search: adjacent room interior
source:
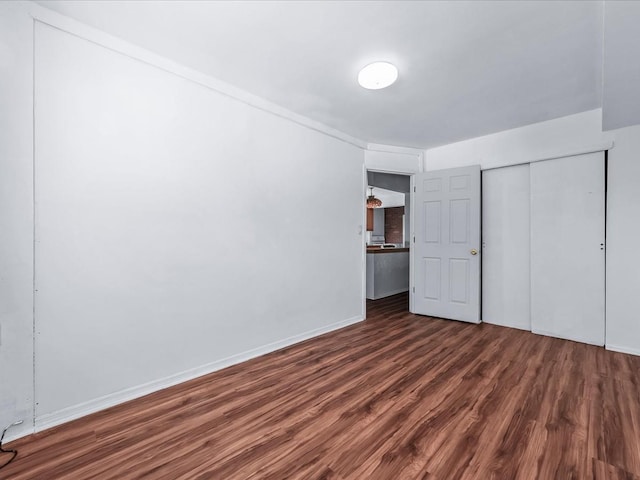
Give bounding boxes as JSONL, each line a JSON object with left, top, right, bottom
{"left": 365, "top": 172, "right": 411, "bottom": 304}
{"left": 2, "top": 1, "right": 640, "bottom": 478}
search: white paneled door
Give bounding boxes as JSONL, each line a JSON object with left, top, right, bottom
{"left": 412, "top": 166, "right": 481, "bottom": 323}
{"left": 530, "top": 152, "right": 605, "bottom": 345}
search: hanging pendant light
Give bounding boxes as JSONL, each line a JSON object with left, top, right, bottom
{"left": 366, "top": 187, "right": 382, "bottom": 209}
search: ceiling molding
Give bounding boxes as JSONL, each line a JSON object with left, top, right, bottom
{"left": 28, "top": 2, "right": 369, "bottom": 150}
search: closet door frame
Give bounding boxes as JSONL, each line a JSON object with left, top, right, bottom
{"left": 481, "top": 149, "right": 608, "bottom": 346}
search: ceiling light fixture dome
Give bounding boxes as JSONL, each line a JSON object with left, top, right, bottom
{"left": 358, "top": 62, "right": 398, "bottom": 90}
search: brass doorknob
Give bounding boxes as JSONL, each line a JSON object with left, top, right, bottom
{"left": 470, "top": 249, "right": 478, "bottom": 255}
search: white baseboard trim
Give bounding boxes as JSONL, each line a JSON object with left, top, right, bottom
{"left": 531, "top": 329, "right": 604, "bottom": 347}
{"left": 2, "top": 421, "right": 33, "bottom": 445}
{"left": 605, "top": 344, "right": 640, "bottom": 357}
{"left": 33, "top": 314, "right": 363, "bottom": 436}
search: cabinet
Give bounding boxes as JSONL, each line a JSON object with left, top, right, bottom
{"left": 366, "top": 208, "right": 374, "bottom": 231}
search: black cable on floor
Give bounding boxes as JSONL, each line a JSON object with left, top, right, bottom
{"left": 0, "top": 420, "right": 23, "bottom": 471}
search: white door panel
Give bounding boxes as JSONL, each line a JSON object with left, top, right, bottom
{"left": 530, "top": 152, "right": 605, "bottom": 345}
{"left": 412, "top": 166, "right": 481, "bottom": 323}
{"left": 482, "top": 165, "right": 531, "bottom": 330}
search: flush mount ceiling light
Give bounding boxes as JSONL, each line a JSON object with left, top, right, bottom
{"left": 358, "top": 62, "right": 398, "bottom": 90}
{"left": 366, "top": 187, "right": 383, "bottom": 208}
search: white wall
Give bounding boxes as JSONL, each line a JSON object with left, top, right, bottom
{"left": 34, "top": 20, "right": 365, "bottom": 427}
{"left": 0, "top": 1, "right": 34, "bottom": 441}
{"left": 365, "top": 146, "right": 423, "bottom": 174}
{"left": 605, "top": 124, "right": 640, "bottom": 355}
{"left": 2, "top": 3, "right": 366, "bottom": 437}
{"left": 603, "top": 1, "right": 640, "bottom": 130}
{"left": 426, "top": 109, "right": 610, "bottom": 171}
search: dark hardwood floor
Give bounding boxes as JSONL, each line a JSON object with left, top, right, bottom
{"left": 4, "top": 293, "right": 640, "bottom": 479}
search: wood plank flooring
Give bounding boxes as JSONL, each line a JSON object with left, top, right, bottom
{"left": 4, "top": 293, "right": 640, "bottom": 479}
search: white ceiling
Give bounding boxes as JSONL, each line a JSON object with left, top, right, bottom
{"left": 36, "top": 0, "right": 604, "bottom": 149}
{"left": 367, "top": 186, "right": 405, "bottom": 208}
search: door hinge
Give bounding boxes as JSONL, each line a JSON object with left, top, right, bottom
{"left": 412, "top": 287, "right": 415, "bottom": 293}
{"left": 413, "top": 236, "right": 416, "bottom": 243}
{"left": 413, "top": 186, "right": 416, "bottom": 192}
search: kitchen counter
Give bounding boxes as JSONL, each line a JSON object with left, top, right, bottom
{"left": 366, "top": 247, "right": 410, "bottom": 254}
{"left": 366, "top": 248, "right": 410, "bottom": 300}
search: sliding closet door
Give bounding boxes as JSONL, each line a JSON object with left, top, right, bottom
{"left": 482, "top": 164, "right": 530, "bottom": 330}
{"left": 530, "top": 152, "right": 605, "bottom": 346}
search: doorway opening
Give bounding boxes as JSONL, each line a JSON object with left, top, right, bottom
{"left": 365, "top": 171, "right": 412, "bottom": 315}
